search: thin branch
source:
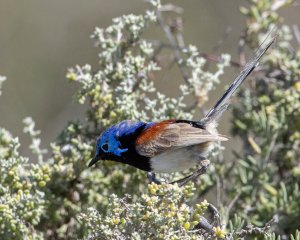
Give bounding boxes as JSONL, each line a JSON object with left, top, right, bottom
{"left": 292, "top": 24, "right": 300, "bottom": 46}
{"left": 263, "top": 131, "right": 278, "bottom": 166}
{"left": 238, "top": 31, "right": 246, "bottom": 67}
{"left": 236, "top": 216, "right": 277, "bottom": 237}
{"left": 194, "top": 216, "right": 214, "bottom": 232}
{"left": 212, "top": 27, "right": 232, "bottom": 53}
{"left": 201, "top": 53, "right": 241, "bottom": 68}
{"left": 226, "top": 192, "right": 242, "bottom": 217}
{"left": 159, "top": 4, "right": 184, "bottom": 14}
{"left": 150, "top": 40, "right": 242, "bottom": 67}
{"left": 155, "top": 8, "right": 190, "bottom": 85}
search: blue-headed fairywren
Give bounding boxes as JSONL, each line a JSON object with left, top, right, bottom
{"left": 88, "top": 32, "right": 275, "bottom": 185}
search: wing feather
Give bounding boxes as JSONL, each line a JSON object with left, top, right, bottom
{"left": 136, "top": 122, "right": 227, "bottom": 157}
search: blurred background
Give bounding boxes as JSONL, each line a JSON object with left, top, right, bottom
{"left": 0, "top": 0, "right": 299, "bottom": 159}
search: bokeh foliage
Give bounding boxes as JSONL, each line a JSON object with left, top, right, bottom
{"left": 0, "top": 0, "right": 300, "bottom": 239}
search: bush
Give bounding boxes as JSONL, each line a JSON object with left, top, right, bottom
{"left": 1, "top": 0, "right": 300, "bottom": 239}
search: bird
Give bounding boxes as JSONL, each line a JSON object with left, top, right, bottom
{"left": 88, "top": 32, "right": 275, "bottom": 186}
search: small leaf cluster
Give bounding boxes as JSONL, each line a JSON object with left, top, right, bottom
{"left": 79, "top": 182, "right": 217, "bottom": 240}
{"left": 0, "top": 126, "right": 50, "bottom": 239}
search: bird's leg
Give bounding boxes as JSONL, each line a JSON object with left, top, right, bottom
{"left": 194, "top": 208, "right": 222, "bottom": 238}
{"left": 171, "top": 160, "right": 210, "bottom": 187}
{"left": 148, "top": 159, "right": 210, "bottom": 187}
{"left": 208, "top": 203, "right": 221, "bottom": 227}
{"left": 194, "top": 216, "right": 214, "bottom": 233}
{"left": 147, "top": 172, "right": 162, "bottom": 185}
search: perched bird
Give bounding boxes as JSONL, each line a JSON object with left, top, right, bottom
{"left": 88, "top": 33, "right": 275, "bottom": 185}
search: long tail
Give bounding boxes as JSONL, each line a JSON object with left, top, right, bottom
{"left": 200, "top": 30, "right": 276, "bottom": 126}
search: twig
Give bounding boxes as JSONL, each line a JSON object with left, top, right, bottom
{"left": 292, "top": 25, "right": 300, "bottom": 46}
{"left": 216, "top": 176, "right": 221, "bottom": 208}
{"left": 293, "top": 0, "right": 300, "bottom": 6}
{"left": 155, "top": 7, "right": 190, "bottom": 85}
{"left": 238, "top": 31, "right": 246, "bottom": 67}
{"left": 198, "top": 160, "right": 236, "bottom": 198}
{"left": 150, "top": 40, "right": 242, "bottom": 68}
{"left": 203, "top": 27, "right": 233, "bottom": 72}
{"left": 263, "top": 131, "right": 278, "bottom": 166}
{"left": 159, "top": 4, "right": 184, "bottom": 14}
{"left": 212, "top": 27, "right": 232, "bottom": 53}
{"left": 236, "top": 216, "right": 277, "bottom": 237}
{"left": 195, "top": 216, "right": 214, "bottom": 232}
{"left": 226, "top": 192, "right": 242, "bottom": 217}
{"left": 201, "top": 53, "right": 241, "bottom": 68}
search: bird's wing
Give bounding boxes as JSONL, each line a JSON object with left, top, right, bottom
{"left": 135, "top": 121, "right": 227, "bottom": 157}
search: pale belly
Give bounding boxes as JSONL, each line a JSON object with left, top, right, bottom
{"left": 149, "top": 143, "right": 212, "bottom": 173}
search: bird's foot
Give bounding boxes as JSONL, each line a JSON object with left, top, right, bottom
{"left": 194, "top": 205, "right": 222, "bottom": 237}
{"left": 208, "top": 203, "right": 221, "bottom": 227}
{"left": 147, "top": 172, "right": 162, "bottom": 185}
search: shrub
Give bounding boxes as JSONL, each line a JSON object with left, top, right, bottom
{"left": 1, "top": 0, "right": 299, "bottom": 239}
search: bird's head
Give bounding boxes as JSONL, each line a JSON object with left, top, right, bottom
{"left": 88, "top": 120, "right": 147, "bottom": 167}
{"left": 88, "top": 124, "right": 129, "bottom": 167}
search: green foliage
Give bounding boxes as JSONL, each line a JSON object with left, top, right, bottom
{"left": 79, "top": 183, "right": 213, "bottom": 239}
{"left": 230, "top": 0, "right": 300, "bottom": 236}
{"left": 0, "top": 0, "right": 299, "bottom": 239}
{"left": 0, "top": 125, "right": 50, "bottom": 239}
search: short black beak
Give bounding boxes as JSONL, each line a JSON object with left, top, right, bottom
{"left": 88, "top": 155, "right": 101, "bottom": 167}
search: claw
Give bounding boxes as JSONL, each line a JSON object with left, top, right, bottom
{"left": 147, "top": 172, "right": 162, "bottom": 184}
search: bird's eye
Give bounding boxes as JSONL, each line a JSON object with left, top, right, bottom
{"left": 101, "top": 143, "right": 109, "bottom": 152}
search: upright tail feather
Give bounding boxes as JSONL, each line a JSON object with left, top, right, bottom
{"left": 201, "top": 29, "right": 276, "bottom": 126}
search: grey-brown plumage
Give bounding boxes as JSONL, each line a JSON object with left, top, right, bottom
{"left": 136, "top": 31, "right": 276, "bottom": 173}
{"left": 136, "top": 122, "right": 227, "bottom": 158}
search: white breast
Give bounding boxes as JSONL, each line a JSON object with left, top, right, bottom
{"left": 150, "top": 143, "right": 212, "bottom": 173}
